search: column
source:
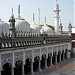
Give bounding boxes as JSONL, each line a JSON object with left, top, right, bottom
{"left": 38, "top": 59, "right": 41, "bottom": 71}
{"left": 66, "top": 51, "right": 68, "bottom": 59}
{"left": 22, "top": 64, "right": 24, "bottom": 75}
{"left": 31, "top": 50, "right": 34, "bottom": 74}
{"left": 31, "top": 60, "right": 33, "bottom": 73}
{"left": 22, "top": 51, "right": 25, "bottom": 75}
{"left": 39, "top": 49, "right": 42, "bottom": 71}
{"left": 45, "top": 49, "right": 48, "bottom": 68}
{"left": 55, "top": 53, "right": 57, "bottom": 64}
{"left": 12, "top": 52, "right": 15, "bottom": 75}
{"left": 11, "top": 67, "right": 14, "bottom": 75}
{"left": 59, "top": 53, "right": 61, "bottom": 62}
{"left": 45, "top": 58, "right": 47, "bottom": 69}
{"left": 63, "top": 51, "right": 65, "bottom": 61}
{"left": 0, "top": 71, "right": 1, "bottom": 75}
{"left": 0, "top": 54, "right": 1, "bottom": 75}
{"left": 50, "top": 56, "right": 52, "bottom": 65}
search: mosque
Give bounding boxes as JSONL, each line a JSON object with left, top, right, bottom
{"left": 0, "top": 1, "right": 73, "bottom": 75}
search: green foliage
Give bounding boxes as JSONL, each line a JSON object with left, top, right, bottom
{"left": 47, "top": 24, "right": 55, "bottom": 31}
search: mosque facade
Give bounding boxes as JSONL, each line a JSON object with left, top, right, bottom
{"left": 0, "top": 1, "right": 73, "bottom": 75}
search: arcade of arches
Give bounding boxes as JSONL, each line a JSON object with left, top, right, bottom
{"left": 1, "top": 49, "right": 71, "bottom": 75}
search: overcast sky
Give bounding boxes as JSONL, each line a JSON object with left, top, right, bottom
{"left": 0, "top": 0, "right": 74, "bottom": 31}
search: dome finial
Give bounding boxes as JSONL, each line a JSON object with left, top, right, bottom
{"left": 11, "top": 7, "right": 14, "bottom": 17}
{"left": 38, "top": 8, "right": 40, "bottom": 25}
{"left": 60, "top": 19, "right": 61, "bottom": 23}
{"left": 12, "top": 7, "right": 13, "bottom": 15}
{"left": 45, "top": 17, "right": 46, "bottom": 24}
{"left": 69, "top": 20, "right": 71, "bottom": 24}
{"left": 56, "top": 0, "right": 57, "bottom": 2}
{"left": 18, "top": 4, "right": 20, "bottom": 17}
{"left": 33, "top": 13, "right": 35, "bottom": 22}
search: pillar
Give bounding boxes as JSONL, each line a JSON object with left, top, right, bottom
{"left": 55, "top": 53, "right": 57, "bottom": 64}
{"left": 45, "top": 49, "right": 48, "bottom": 68}
{"left": 50, "top": 56, "right": 52, "bottom": 65}
{"left": 31, "top": 61, "right": 34, "bottom": 74}
{"left": 31, "top": 50, "right": 34, "bottom": 74}
{"left": 63, "top": 51, "right": 65, "bottom": 61}
{"left": 39, "top": 49, "right": 42, "bottom": 71}
{"left": 38, "top": 59, "right": 41, "bottom": 71}
{"left": 0, "top": 54, "right": 1, "bottom": 75}
{"left": 22, "top": 51, "right": 25, "bottom": 75}
{"left": 22, "top": 64, "right": 24, "bottom": 75}
{"left": 45, "top": 58, "right": 47, "bottom": 69}
{"left": 59, "top": 53, "right": 61, "bottom": 62}
{"left": 12, "top": 52, "right": 15, "bottom": 75}
{"left": 65, "top": 50, "right": 67, "bottom": 59}
{"left": 0, "top": 71, "right": 1, "bottom": 75}
{"left": 11, "top": 67, "right": 14, "bottom": 75}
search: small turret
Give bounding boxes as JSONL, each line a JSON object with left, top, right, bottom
{"left": 59, "top": 20, "right": 63, "bottom": 34}
{"left": 68, "top": 22, "right": 72, "bottom": 32}
{"left": 9, "top": 8, "right": 16, "bottom": 38}
{"left": 68, "top": 21, "right": 72, "bottom": 36}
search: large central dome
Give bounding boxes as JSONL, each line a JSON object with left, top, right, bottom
{"left": 15, "top": 5, "right": 30, "bottom": 32}
{"left": 15, "top": 17, "right": 30, "bottom": 32}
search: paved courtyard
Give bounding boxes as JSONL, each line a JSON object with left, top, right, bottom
{"left": 33, "top": 57, "right": 75, "bottom": 75}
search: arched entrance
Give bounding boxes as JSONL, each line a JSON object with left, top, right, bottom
{"left": 65, "top": 49, "right": 68, "bottom": 59}
{"left": 61, "top": 50, "right": 64, "bottom": 61}
{"left": 24, "top": 58, "right": 32, "bottom": 74}
{"left": 52, "top": 52, "right": 56, "bottom": 65}
{"left": 14, "top": 60, "right": 23, "bottom": 75}
{"left": 57, "top": 51, "right": 61, "bottom": 63}
{"left": 41, "top": 54, "right": 46, "bottom": 69}
{"left": 33, "top": 56, "right": 39, "bottom": 72}
{"left": 47, "top": 53, "right": 52, "bottom": 67}
{"left": 1, "top": 63, "right": 12, "bottom": 75}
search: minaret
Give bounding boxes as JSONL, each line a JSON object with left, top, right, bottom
{"left": 53, "top": 0, "right": 60, "bottom": 34}
{"left": 9, "top": 8, "right": 15, "bottom": 38}
{"left": 18, "top": 5, "right": 20, "bottom": 17}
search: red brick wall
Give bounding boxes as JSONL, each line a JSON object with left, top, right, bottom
{"left": 72, "top": 33, "right": 75, "bottom": 39}
{"left": 72, "top": 42, "right": 75, "bottom": 47}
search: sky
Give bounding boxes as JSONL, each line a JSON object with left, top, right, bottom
{"left": 0, "top": 0, "right": 74, "bottom": 31}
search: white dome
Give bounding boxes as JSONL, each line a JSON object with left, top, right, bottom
{"left": 30, "top": 21, "right": 41, "bottom": 33}
{"left": 15, "top": 17, "right": 30, "bottom": 32}
{"left": 40, "top": 24, "right": 53, "bottom": 34}
{"left": 0, "top": 19, "right": 9, "bottom": 36}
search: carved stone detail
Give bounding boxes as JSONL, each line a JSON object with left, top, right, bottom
{"left": 14, "top": 52, "right": 23, "bottom": 63}
{"left": 41, "top": 47, "right": 47, "bottom": 55}
{"left": 1, "top": 53, "right": 12, "bottom": 67}
{"left": 25, "top": 50, "right": 32, "bottom": 60}
{"left": 34, "top": 49, "right": 40, "bottom": 57}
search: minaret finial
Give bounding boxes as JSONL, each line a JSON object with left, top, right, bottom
{"left": 56, "top": 0, "right": 57, "bottom": 2}
{"left": 45, "top": 17, "right": 46, "bottom": 24}
{"left": 69, "top": 20, "right": 71, "bottom": 23}
{"left": 60, "top": 19, "right": 61, "bottom": 23}
{"left": 33, "top": 13, "right": 34, "bottom": 22}
{"left": 12, "top": 7, "right": 13, "bottom": 15}
{"left": 38, "top": 8, "right": 40, "bottom": 25}
{"left": 18, "top": 4, "right": 20, "bottom": 17}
